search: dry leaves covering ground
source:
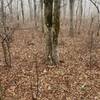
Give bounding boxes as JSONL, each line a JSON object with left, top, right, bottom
{"left": 0, "top": 26, "right": 100, "bottom": 100}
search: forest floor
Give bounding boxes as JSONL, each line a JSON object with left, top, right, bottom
{"left": 0, "top": 27, "right": 100, "bottom": 100}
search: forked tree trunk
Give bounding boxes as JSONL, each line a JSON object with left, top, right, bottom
{"left": 44, "top": 0, "right": 60, "bottom": 65}
{"left": 44, "top": 0, "right": 53, "bottom": 65}
{"left": 1, "top": 0, "right": 11, "bottom": 67}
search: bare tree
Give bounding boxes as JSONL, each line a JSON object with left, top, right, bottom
{"left": 0, "top": 0, "right": 11, "bottom": 67}
{"left": 33, "top": 0, "right": 37, "bottom": 27}
{"left": 62, "top": 0, "right": 67, "bottom": 20}
{"left": 0, "top": 0, "right": 18, "bottom": 67}
{"left": 44, "top": 0, "right": 53, "bottom": 65}
{"left": 79, "top": 0, "right": 83, "bottom": 17}
{"left": 78, "top": 0, "right": 83, "bottom": 34}
{"left": 7, "top": 0, "right": 13, "bottom": 20}
{"left": 28, "top": 0, "right": 33, "bottom": 21}
{"left": 44, "top": 0, "right": 60, "bottom": 65}
{"left": 20, "top": 0, "right": 25, "bottom": 23}
{"left": 52, "top": 0, "right": 60, "bottom": 64}
{"left": 40, "top": 0, "right": 44, "bottom": 32}
{"left": 69, "top": 0, "right": 75, "bottom": 37}
{"left": 16, "top": 0, "right": 20, "bottom": 25}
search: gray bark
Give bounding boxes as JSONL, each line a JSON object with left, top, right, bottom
{"left": 20, "top": 0, "right": 25, "bottom": 23}
{"left": 44, "top": 0, "right": 60, "bottom": 65}
{"left": 33, "top": 0, "right": 37, "bottom": 27}
{"left": 1, "top": 0, "right": 11, "bottom": 67}
{"left": 28, "top": 0, "right": 33, "bottom": 21}
{"left": 69, "top": 0, "right": 75, "bottom": 37}
{"left": 52, "top": 0, "right": 60, "bottom": 64}
{"left": 7, "top": 0, "right": 13, "bottom": 20}
{"left": 40, "top": 0, "right": 44, "bottom": 32}
{"left": 78, "top": 0, "right": 83, "bottom": 34}
{"left": 44, "top": 0, "right": 53, "bottom": 65}
{"left": 16, "top": 0, "right": 19, "bottom": 25}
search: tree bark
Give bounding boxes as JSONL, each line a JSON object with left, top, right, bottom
{"left": 33, "top": 0, "right": 37, "bottom": 27}
{"left": 79, "top": 0, "right": 83, "bottom": 17}
{"left": 63, "top": 0, "right": 66, "bottom": 20}
{"left": 28, "top": 0, "right": 33, "bottom": 21}
{"left": 44, "top": 0, "right": 53, "bottom": 65}
{"left": 69, "top": 0, "right": 75, "bottom": 37}
{"left": 20, "top": 0, "right": 25, "bottom": 23}
{"left": 1, "top": 0, "right": 6, "bottom": 26}
{"left": 16, "top": 0, "right": 20, "bottom": 25}
{"left": 7, "top": 0, "right": 13, "bottom": 20}
{"left": 78, "top": 0, "right": 83, "bottom": 34}
{"left": 1, "top": 0, "right": 11, "bottom": 67}
{"left": 44, "top": 0, "right": 60, "bottom": 65}
{"left": 52, "top": 0, "right": 60, "bottom": 64}
{"left": 40, "top": 0, "right": 44, "bottom": 32}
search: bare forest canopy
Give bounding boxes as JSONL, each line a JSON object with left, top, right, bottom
{"left": 0, "top": 0, "right": 100, "bottom": 24}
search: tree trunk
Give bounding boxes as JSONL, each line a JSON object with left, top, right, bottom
{"left": 7, "top": 0, "right": 13, "bottom": 20}
{"left": 33, "top": 0, "right": 37, "bottom": 27}
{"left": 63, "top": 0, "right": 66, "bottom": 21}
{"left": 2, "top": 40, "right": 11, "bottom": 67}
{"left": 28, "top": 0, "right": 33, "bottom": 21}
{"left": 79, "top": 0, "right": 83, "bottom": 17}
{"left": 1, "top": 0, "right": 11, "bottom": 67}
{"left": 78, "top": 0, "right": 83, "bottom": 34}
{"left": 69, "top": 0, "right": 75, "bottom": 37}
{"left": 40, "top": 0, "right": 44, "bottom": 32}
{"left": 44, "top": 0, "right": 53, "bottom": 65}
{"left": 1, "top": 0, "right": 6, "bottom": 26}
{"left": 20, "top": 0, "right": 25, "bottom": 23}
{"left": 44, "top": 0, "right": 60, "bottom": 65}
{"left": 16, "top": 0, "right": 20, "bottom": 25}
{"left": 52, "top": 0, "right": 60, "bottom": 64}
